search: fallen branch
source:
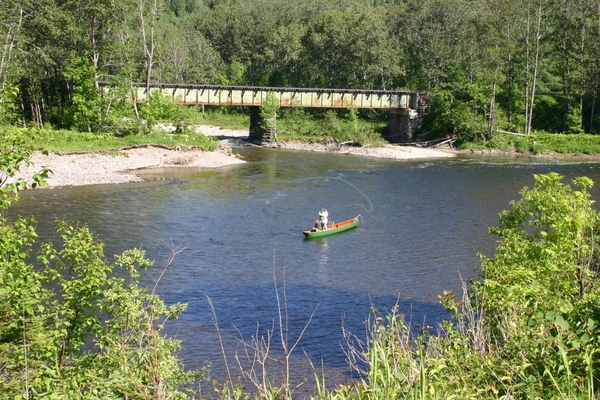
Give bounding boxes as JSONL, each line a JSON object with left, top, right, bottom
{"left": 431, "top": 137, "right": 454, "bottom": 148}
{"left": 495, "top": 129, "right": 528, "bottom": 137}
{"left": 399, "top": 136, "right": 452, "bottom": 148}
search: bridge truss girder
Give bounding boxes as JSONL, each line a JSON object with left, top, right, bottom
{"left": 133, "top": 83, "right": 420, "bottom": 110}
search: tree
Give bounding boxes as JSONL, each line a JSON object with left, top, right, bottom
{"left": 156, "top": 18, "right": 225, "bottom": 84}
{"left": 590, "top": 0, "right": 600, "bottom": 133}
{"left": 63, "top": 53, "right": 106, "bottom": 132}
{"left": 523, "top": 0, "right": 549, "bottom": 135}
{"left": 487, "top": 0, "right": 527, "bottom": 133}
{"left": 546, "top": 0, "right": 592, "bottom": 133}
{"left": 260, "top": 91, "right": 280, "bottom": 140}
{"left": 301, "top": 6, "right": 400, "bottom": 89}
{"left": 140, "top": 0, "right": 163, "bottom": 96}
{"left": 258, "top": 23, "right": 305, "bottom": 87}
{"left": 0, "top": 0, "right": 24, "bottom": 90}
{"left": 400, "top": 0, "right": 479, "bottom": 90}
{"left": 59, "top": 0, "right": 139, "bottom": 85}
{"left": 0, "top": 0, "right": 65, "bottom": 127}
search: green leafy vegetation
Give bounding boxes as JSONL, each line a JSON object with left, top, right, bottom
{"left": 4, "top": 126, "right": 218, "bottom": 154}
{"left": 0, "top": 128, "right": 50, "bottom": 208}
{"left": 460, "top": 132, "right": 600, "bottom": 156}
{"left": 138, "top": 90, "right": 196, "bottom": 135}
{"left": 323, "top": 108, "right": 387, "bottom": 147}
{"left": 259, "top": 92, "right": 281, "bottom": 133}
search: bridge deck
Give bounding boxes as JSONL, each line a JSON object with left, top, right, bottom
{"left": 130, "top": 83, "right": 420, "bottom": 109}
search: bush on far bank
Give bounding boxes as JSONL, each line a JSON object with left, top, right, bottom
{"left": 458, "top": 131, "right": 600, "bottom": 156}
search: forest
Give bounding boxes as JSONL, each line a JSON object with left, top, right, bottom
{"left": 0, "top": 0, "right": 599, "bottom": 141}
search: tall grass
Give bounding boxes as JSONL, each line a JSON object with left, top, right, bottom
{"left": 461, "top": 131, "right": 600, "bottom": 155}
{"left": 319, "top": 282, "right": 599, "bottom": 400}
{"left": 15, "top": 126, "right": 219, "bottom": 153}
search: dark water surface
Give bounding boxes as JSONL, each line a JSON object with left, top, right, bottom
{"left": 9, "top": 147, "right": 600, "bottom": 393}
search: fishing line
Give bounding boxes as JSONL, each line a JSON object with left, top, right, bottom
{"left": 290, "top": 176, "right": 373, "bottom": 213}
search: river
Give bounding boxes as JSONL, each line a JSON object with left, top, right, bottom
{"left": 9, "top": 147, "right": 600, "bottom": 395}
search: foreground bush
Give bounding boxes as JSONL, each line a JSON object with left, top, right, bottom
{"left": 332, "top": 173, "right": 600, "bottom": 399}
{"left": 0, "top": 129, "right": 207, "bottom": 399}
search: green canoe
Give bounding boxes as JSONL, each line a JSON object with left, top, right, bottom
{"left": 303, "top": 216, "right": 360, "bottom": 238}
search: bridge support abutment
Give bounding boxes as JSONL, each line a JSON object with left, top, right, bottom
{"left": 387, "top": 94, "right": 430, "bottom": 143}
{"left": 249, "top": 106, "right": 264, "bottom": 142}
{"left": 249, "top": 106, "right": 276, "bottom": 143}
{"left": 388, "top": 108, "right": 421, "bottom": 143}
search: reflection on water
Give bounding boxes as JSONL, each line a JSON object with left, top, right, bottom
{"left": 317, "top": 239, "right": 330, "bottom": 284}
{"left": 9, "top": 148, "right": 600, "bottom": 394}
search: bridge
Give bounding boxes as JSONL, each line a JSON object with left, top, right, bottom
{"left": 130, "top": 83, "right": 430, "bottom": 143}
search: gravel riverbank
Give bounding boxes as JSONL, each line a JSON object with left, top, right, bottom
{"left": 8, "top": 125, "right": 458, "bottom": 188}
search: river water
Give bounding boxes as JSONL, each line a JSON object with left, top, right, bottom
{"left": 9, "top": 147, "right": 600, "bottom": 394}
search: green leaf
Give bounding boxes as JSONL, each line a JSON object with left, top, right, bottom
{"left": 554, "top": 315, "right": 569, "bottom": 331}
{"left": 545, "top": 311, "right": 557, "bottom": 321}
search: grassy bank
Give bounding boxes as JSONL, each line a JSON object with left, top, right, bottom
{"left": 461, "top": 130, "right": 600, "bottom": 156}
{"left": 18, "top": 126, "right": 219, "bottom": 153}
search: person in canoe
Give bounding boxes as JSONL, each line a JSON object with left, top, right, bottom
{"left": 314, "top": 208, "right": 329, "bottom": 230}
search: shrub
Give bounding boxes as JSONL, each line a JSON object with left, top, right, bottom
{"left": 0, "top": 130, "right": 208, "bottom": 398}
{"left": 138, "top": 90, "right": 193, "bottom": 134}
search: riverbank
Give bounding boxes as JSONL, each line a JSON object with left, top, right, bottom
{"left": 8, "top": 125, "right": 460, "bottom": 188}
{"left": 15, "top": 124, "right": 600, "bottom": 190}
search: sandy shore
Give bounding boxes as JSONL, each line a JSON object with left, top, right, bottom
{"left": 8, "top": 125, "right": 457, "bottom": 188}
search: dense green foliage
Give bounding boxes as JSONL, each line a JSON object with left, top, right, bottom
{"left": 0, "top": 0, "right": 598, "bottom": 140}
{"left": 0, "top": 128, "right": 207, "bottom": 398}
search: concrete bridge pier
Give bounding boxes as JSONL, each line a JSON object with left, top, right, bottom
{"left": 387, "top": 94, "right": 430, "bottom": 143}
{"left": 388, "top": 109, "right": 420, "bottom": 143}
{"left": 249, "top": 106, "right": 264, "bottom": 142}
{"left": 249, "top": 106, "right": 276, "bottom": 143}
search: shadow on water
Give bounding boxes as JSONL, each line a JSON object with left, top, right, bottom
{"left": 162, "top": 282, "right": 447, "bottom": 393}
